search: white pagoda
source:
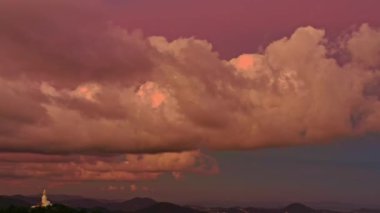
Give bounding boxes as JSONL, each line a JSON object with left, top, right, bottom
{"left": 31, "top": 189, "right": 52, "bottom": 208}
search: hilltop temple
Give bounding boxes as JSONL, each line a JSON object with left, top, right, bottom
{"left": 31, "top": 189, "right": 52, "bottom": 208}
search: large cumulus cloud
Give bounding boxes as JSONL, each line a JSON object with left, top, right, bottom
{"left": 1, "top": 0, "right": 380, "bottom": 184}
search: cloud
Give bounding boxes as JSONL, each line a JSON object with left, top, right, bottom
{"left": 0, "top": 151, "right": 218, "bottom": 181}
{"left": 2, "top": 22, "right": 380, "bottom": 154}
{"left": 103, "top": 185, "right": 126, "bottom": 192}
{"left": 130, "top": 184, "right": 138, "bottom": 192}
{"left": 1, "top": 0, "right": 380, "bottom": 184}
{"left": 346, "top": 24, "right": 380, "bottom": 68}
{"left": 0, "top": 0, "right": 155, "bottom": 88}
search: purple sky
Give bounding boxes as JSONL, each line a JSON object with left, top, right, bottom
{"left": 109, "top": 0, "right": 380, "bottom": 58}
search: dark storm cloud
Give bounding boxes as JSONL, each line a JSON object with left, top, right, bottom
{"left": 0, "top": 0, "right": 155, "bottom": 88}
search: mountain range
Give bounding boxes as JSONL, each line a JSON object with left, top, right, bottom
{"left": 0, "top": 195, "right": 379, "bottom": 213}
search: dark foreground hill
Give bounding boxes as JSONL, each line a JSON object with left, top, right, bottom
{"left": 0, "top": 195, "right": 156, "bottom": 212}
{"left": 1, "top": 195, "right": 380, "bottom": 213}
{"left": 0, "top": 204, "right": 103, "bottom": 213}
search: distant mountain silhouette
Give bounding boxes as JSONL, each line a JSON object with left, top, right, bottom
{"left": 0, "top": 196, "right": 30, "bottom": 208}
{"left": 284, "top": 203, "right": 316, "bottom": 213}
{"left": 207, "top": 206, "right": 281, "bottom": 213}
{"left": 8, "top": 195, "right": 39, "bottom": 204}
{"left": 229, "top": 207, "right": 281, "bottom": 213}
{"left": 134, "top": 202, "right": 205, "bottom": 213}
{"left": 354, "top": 209, "right": 380, "bottom": 213}
{"left": 59, "top": 197, "right": 107, "bottom": 209}
{"left": 113, "top": 197, "right": 156, "bottom": 212}
{"left": 204, "top": 203, "right": 350, "bottom": 213}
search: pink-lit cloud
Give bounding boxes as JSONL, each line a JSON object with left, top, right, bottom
{"left": 231, "top": 54, "right": 255, "bottom": 71}
{"left": 130, "top": 184, "right": 138, "bottom": 192}
{"left": 0, "top": 151, "right": 218, "bottom": 182}
{"left": 103, "top": 185, "right": 126, "bottom": 192}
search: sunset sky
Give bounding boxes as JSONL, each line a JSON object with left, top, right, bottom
{"left": 0, "top": 0, "right": 380, "bottom": 207}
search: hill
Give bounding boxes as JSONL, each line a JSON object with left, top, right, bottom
{"left": 1, "top": 195, "right": 380, "bottom": 213}
{"left": 133, "top": 202, "right": 205, "bottom": 213}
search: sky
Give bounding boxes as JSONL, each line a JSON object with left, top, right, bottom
{"left": 0, "top": 0, "right": 380, "bottom": 207}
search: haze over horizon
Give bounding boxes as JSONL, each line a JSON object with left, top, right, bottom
{"left": 0, "top": 0, "right": 379, "bottom": 207}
